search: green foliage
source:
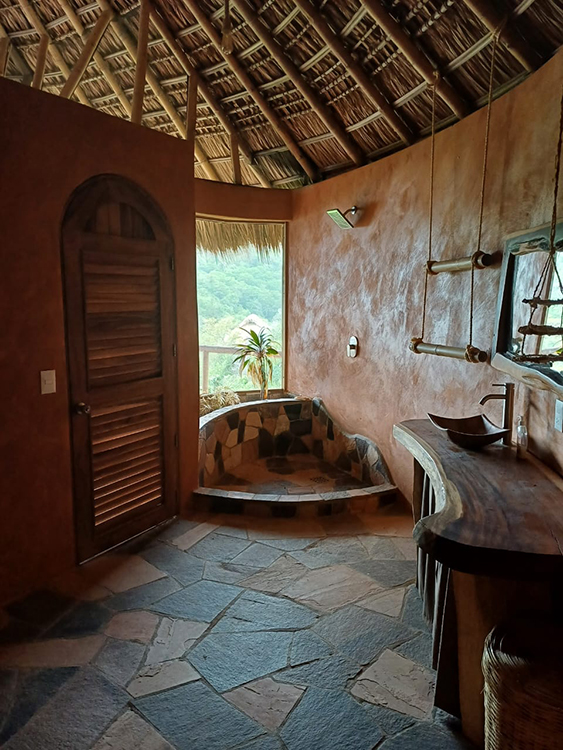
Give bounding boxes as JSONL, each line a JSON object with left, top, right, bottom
{"left": 234, "top": 328, "right": 280, "bottom": 399}
{"left": 197, "top": 249, "right": 283, "bottom": 392}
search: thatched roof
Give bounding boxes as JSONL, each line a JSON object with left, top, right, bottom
{"left": 2, "top": 0, "right": 562, "bottom": 189}
{"left": 196, "top": 217, "right": 284, "bottom": 255}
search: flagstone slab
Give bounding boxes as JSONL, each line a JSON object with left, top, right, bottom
{"left": 45, "top": 601, "right": 111, "bottom": 639}
{"left": 0, "top": 635, "right": 105, "bottom": 668}
{"left": 210, "top": 590, "right": 317, "bottom": 633}
{"left": 274, "top": 654, "right": 360, "bottom": 690}
{"left": 357, "top": 587, "right": 406, "bottom": 618}
{"left": 240, "top": 555, "right": 308, "bottom": 594}
{"left": 362, "top": 703, "right": 418, "bottom": 737}
{"left": 152, "top": 580, "right": 240, "bottom": 622}
{"left": 145, "top": 618, "right": 208, "bottom": 664}
{"left": 188, "top": 630, "right": 293, "bottom": 692}
{"left": 104, "top": 611, "right": 159, "bottom": 644}
{"left": 352, "top": 559, "right": 417, "bottom": 588}
{"left": 392, "top": 537, "right": 418, "bottom": 560}
{"left": 280, "top": 686, "right": 383, "bottom": 750}
{"left": 3, "top": 668, "right": 127, "bottom": 750}
{"left": 6, "top": 590, "right": 72, "bottom": 629}
{"left": 92, "top": 555, "right": 167, "bottom": 594}
{"left": 107, "top": 578, "right": 181, "bottom": 612}
{"left": 128, "top": 659, "right": 200, "bottom": 697}
{"left": 281, "top": 564, "right": 381, "bottom": 612}
{"left": 378, "top": 721, "right": 475, "bottom": 749}
{"left": 290, "top": 630, "right": 333, "bottom": 666}
{"left": 95, "top": 639, "right": 145, "bottom": 687}
{"left": 401, "top": 586, "right": 429, "bottom": 632}
{"left": 351, "top": 649, "right": 435, "bottom": 719}
{"left": 135, "top": 680, "right": 265, "bottom": 750}
{"left": 396, "top": 632, "right": 434, "bottom": 670}
{"left": 203, "top": 560, "right": 260, "bottom": 584}
{"left": 171, "top": 522, "right": 219, "bottom": 551}
{"left": 290, "top": 538, "right": 369, "bottom": 569}
{"left": 261, "top": 537, "right": 318, "bottom": 551}
{"left": 140, "top": 544, "right": 205, "bottom": 586}
{"left": 230, "top": 543, "right": 284, "bottom": 568}
{"left": 224, "top": 676, "right": 304, "bottom": 730}
{"left": 313, "top": 606, "right": 414, "bottom": 664}
{"left": 188, "top": 533, "right": 251, "bottom": 563}
{"left": 359, "top": 537, "right": 406, "bottom": 560}
{"left": 92, "top": 709, "right": 174, "bottom": 750}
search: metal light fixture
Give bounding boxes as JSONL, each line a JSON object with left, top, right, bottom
{"left": 326, "top": 206, "right": 358, "bottom": 229}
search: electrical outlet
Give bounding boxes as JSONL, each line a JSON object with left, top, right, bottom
{"left": 555, "top": 400, "right": 563, "bottom": 432}
{"left": 40, "top": 370, "right": 56, "bottom": 395}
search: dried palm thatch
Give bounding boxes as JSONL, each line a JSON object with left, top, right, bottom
{"left": 200, "top": 388, "right": 240, "bottom": 416}
{"left": 1, "top": 0, "right": 562, "bottom": 189}
{"left": 196, "top": 217, "right": 283, "bottom": 255}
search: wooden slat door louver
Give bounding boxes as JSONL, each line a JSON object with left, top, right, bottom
{"left": 63, "top": 177, "right": 178, "bottom": 561}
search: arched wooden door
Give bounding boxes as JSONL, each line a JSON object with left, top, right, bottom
{"left": 62, "top": 176, "right": 178, "bottom": 562}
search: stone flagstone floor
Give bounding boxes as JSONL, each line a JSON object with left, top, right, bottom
{"left": 0, "top": 508, "right": 475, "bottom": 750}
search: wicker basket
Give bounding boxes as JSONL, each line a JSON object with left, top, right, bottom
{"left": 482, "top": 619, "right": 563, "bottom": 750}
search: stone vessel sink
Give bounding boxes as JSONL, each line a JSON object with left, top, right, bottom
{"left": 427, "top": 413, "right": 510, "bottom": 450}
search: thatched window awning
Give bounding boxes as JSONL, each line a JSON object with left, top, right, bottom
{"left": 196, "top": 218, "right": 283, "bottom": 257}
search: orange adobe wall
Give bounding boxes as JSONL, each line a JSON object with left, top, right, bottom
{"left": 287, "top": 51, "right": 563, "bottom": 502}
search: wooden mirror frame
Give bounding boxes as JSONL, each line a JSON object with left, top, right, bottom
{"left": 492, "top": 221, "right": 563, "bottom": 396}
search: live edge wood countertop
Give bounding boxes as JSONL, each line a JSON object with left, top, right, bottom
{"left": 393, "top": 419, "right": 563, "bottom": 579}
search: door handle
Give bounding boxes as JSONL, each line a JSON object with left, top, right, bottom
{"left": 74, "top": 402, "right": 91, "bottom": 415}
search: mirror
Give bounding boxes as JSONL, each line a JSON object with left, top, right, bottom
{"left": 492, "top": 221, "right": 563, "bottom": 396}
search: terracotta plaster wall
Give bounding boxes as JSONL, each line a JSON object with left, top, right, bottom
{"left": 288, "top": 52, "right": 563, "bottom": 502}
{"left": 0, "top": 79, "right": 199, "bottom": 604}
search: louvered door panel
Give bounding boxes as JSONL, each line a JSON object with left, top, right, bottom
{"left": 91, "top": 399, "right": 164, "bottom": 527}
{"left": 63, "top": 177, "right": 178, "bottom": 562}
{"left": 84, "top": 252, "right": 162, "bottom": 388}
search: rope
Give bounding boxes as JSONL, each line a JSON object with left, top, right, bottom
{"left": 521, "top": 82, "right": 563, "bottom": 356}
{"left": 418, "top": 71, "right": 439, "bottom": 344}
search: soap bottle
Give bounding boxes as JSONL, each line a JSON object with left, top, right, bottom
{"left": 516, "top": 415, "right": 528, "bottom": 459}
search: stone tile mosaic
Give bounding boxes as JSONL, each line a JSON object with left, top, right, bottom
{"left": 359, "top": 536, "right": 407, "bottom": 559}
{"left": 140, "top": 544, "right": 206, "bottom": 586}
{"left": 280, "top": 686, "right": 384, "bottom": 750}
{"left": 351, "top": 649, "right": 435, "bottom": 718}
{"left": 289, "top": 630, "right": 333, "bottom": 666}
{"left": 145, "top": 618, "right": 208, "bottom": 665}
{"left": 401, "top": 586, "right": 430, "bottom": 632}
{"left": 171, "top": 521, "right": 219, "bottom": 551}
{"left": 357, "top": 587, "right": 407, "bottom": 617}
{"left": 3, "top": 668, "right": 127, "bottom": 750}
{"left": 362, "top": 703, "right": 418, "bottom": 736}
{"left": 275, "top": 654, "right": 360, "bottom": 690}
{"left": 210, "top": 590, "right": 317, "bottom": 633}
{"left": 91, "top": 555, "right": 167, "bottom": 594}
{"left": 290, "top": 537, "right": 370, "bottom": 569}
{"left": 313, "top": 605, "right": 414, "bottom": 665}
{"left": 135, "top": 680, "right": 266, "bottom": 750}
{"left": 203, "top": 561, "right": 259, "bottom": 584}
{"left": 224, "top": 677, "right": 304, "bottom": 730}
{"left": 128, "top": 659, "right": 200, "bottom": 698}
{"left": 230, "top": 542, "right": 284, "bottom": 568}
{"left": 188, "top": 532, "right": 251, "bottom": 562}
{"left": 92, "top": 709, "right": 175, "bottom": 750}
{"left": 396, "top": 632, "right": 434, "bottom": 670}
{"left": 152, "top": 580, "right": 240, "bottom": 622}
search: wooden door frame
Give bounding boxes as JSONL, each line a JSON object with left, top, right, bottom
{"left": 61, "top": 174, "right": 179, "bottom": 562}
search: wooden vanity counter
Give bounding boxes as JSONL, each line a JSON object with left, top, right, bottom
{"left": 394, "top": 419, "right": 563, "bottom": 747}
{"left": 394, "top": 419, "right": 563, "bottom": 578}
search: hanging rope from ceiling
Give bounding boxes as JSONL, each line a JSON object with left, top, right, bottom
{"left": 410, "top": 32, "right": 502, "bottom": 364}
{"left": 515, "top": 82, "right": 563, "bottom": 361}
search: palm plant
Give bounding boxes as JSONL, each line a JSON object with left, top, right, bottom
{"left": 233, "top": 327, "right": 279, "bottom": 399}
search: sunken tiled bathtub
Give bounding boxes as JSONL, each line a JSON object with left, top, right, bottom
{"left": 196, "top": 398, "right": 396, "bottom": 517}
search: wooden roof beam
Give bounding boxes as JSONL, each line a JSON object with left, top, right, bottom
{"left": 0, "top": 22, "right": 33, "bottom": 83}
{"left": 182, "top": 0, "right": 318, "bottom": 182}
{"left": 57, "top": 0, "right": 132, "bottom": 116}
{"left": 461, "top": 0, "right": 541, "bottom": 72}
{"left": 18, "top": 0, "right": 91, "bottom": 106}
{"left": 292, "top": 0, "right": 413, "bottom": 145}
{"left": 131, "top": 0, "right": 150, "bottom": 123}
{"left": 0, "top": 36, "right": 9, "bottom": 76}
{"left": 96, "top": 6, "right": 220, "bottom": 181}
{"left": 232, "top": 0, "right": 365, "bottom": 166}
{"left": 60, "top": 7, "right": 112, "bottom": 98}
{"left": 150, "top": 6, "right": 273, "bottom": 188}
{"left": 360, "top": 0, "right": 470, "bottom": 119}
{"left": 31, "top": 34, "right": 49, "bottom": 88}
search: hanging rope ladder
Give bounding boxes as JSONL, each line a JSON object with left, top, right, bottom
{"left": 410, "top": 34, "right": 502, "bottom": 364}
{"left": 514, "top": 82, "right": 563, "bottom": 363}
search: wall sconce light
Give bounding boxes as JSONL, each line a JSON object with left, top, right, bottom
{"left": 327, "top": 206, "right": 358, "bottom": 229}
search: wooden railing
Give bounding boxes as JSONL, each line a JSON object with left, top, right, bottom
{"left": 199, "top": 344, "right": 282, "bottom": 393}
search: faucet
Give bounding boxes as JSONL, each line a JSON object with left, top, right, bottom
{"left": 479, "top": 383, "right": 515, "bottom": 445}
